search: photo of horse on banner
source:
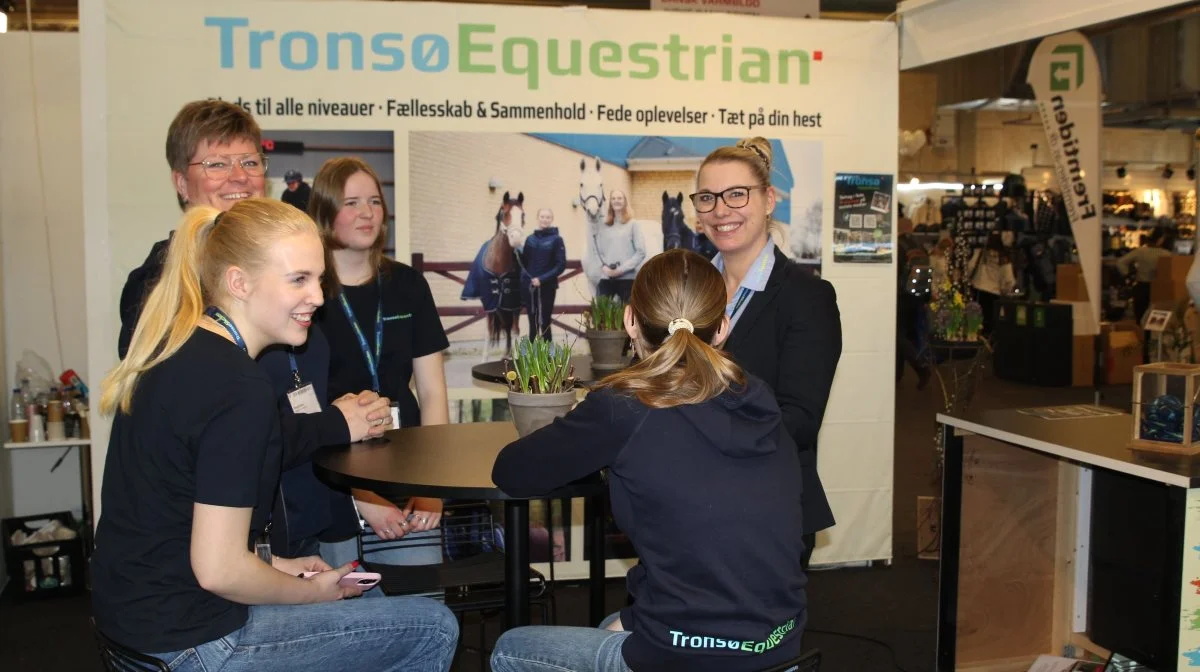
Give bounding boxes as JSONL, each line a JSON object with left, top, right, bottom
{"left": 462, "top": 191, "right": 527, "bottom": 363}
{"left": 408, "top": 131, "right": 823, "bottom": 373}
{"left": 661, "top": 191, "right": 718, "bottom": 259}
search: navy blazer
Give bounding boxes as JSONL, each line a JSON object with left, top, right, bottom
{"left": 723, "top": 247, "right": 841, "bottom": 534}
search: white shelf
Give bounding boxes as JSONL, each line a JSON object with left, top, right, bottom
{"left": 4, "top": 439, "right": 91, "bottom": 450}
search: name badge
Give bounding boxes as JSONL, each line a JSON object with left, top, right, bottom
{"left": 287, "top": 383, "right": 322, "bottom": 415}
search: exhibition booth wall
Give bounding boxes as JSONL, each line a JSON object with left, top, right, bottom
{"left": 0, "top": 1, "right": 906, "bottom": 576}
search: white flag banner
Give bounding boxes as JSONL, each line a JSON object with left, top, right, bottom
{"left": 651, "top": 0, "right": 819, "bottom": 19}
{"left": 1028, "top": 30, "right": 1102, "bottom": 333}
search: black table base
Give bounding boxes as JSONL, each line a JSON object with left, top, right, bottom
{"left": 585, "top": 492, "right": 607, "bottom": 626}
{"left": 504, "top": 500, "right": 530, "bottom": 629}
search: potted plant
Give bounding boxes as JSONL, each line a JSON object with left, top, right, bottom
{"left": 504, "top": 336, "right": 578, "bottom": 437}
{"left": 585, "top": 294, "right": 629, "bottom": 371}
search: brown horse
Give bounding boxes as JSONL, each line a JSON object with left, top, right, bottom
{"left": 479, "top": 191, "right": 526, "bottom": 359}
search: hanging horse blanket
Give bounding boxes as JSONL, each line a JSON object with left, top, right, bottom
{"left": 462, "top": 241, "right": 522, "bottom": 312}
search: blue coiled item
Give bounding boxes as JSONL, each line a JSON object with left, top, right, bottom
{"left": 1140, "top": 394, "right": 1200, "bottom": 444}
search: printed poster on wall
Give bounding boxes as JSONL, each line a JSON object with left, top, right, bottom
{"left": 832, "top": 173, "right": 893, "bottom": 263}
{"left": 93, "top": 0, "right": 899, "bottom": 569}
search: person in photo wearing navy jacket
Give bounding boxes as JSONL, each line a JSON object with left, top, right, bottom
{"left": 490, "top": 249, "right": 807, "bottom": 672}
{"left": 517, "top": 207, "right": 567, "bottom": 339}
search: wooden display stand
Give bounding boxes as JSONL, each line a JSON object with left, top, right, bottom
{"left": 1129, "top": 362, "right": 1200, "bottom": 455}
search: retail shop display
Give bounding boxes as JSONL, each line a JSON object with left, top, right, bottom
{"left": 1130, "top": 362, "right": 1200, "bottom": 454}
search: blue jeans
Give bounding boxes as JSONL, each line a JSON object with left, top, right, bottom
{"left": 150, "top": 596, "right": 457, "bottom": 671}
{"left": 490, "top": 612, "right": 632, "bottom": 672}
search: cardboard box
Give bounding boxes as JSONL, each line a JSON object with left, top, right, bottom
{"left": 1051, "top": 300, "right": 1100, "bottom": 336}
{"left": 1056, "top": 263, "right": 1088, "bottom": 302}
{"left": 1072, "top": 334, "right": 1095, "bottom": 387}
{"left": 1105, "top": 329, "right": 1143, "bottom": 385}
{"left": 1150, "top": 254, "right": 1193, "bottom": 303}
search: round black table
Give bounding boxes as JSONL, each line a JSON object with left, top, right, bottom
{"left": 313, "top": 422, "right": 608, "bottom": 629}
{"left": 471, "top": 356, "right": 616, "bottom": 389}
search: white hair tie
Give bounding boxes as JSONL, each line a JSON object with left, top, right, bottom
{"left": 667, "top": 318, "right": 694, "bottom": 336}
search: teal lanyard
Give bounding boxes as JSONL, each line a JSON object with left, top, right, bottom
{"left": 336, "top": 276, "right": 384, "bottom": 393}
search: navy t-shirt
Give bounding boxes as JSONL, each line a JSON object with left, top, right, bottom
{"left": 91, "top": 329, "right": 283, "bottom": 653}
{"left": 319, "top": 258, "right": 449, "bottom": 426}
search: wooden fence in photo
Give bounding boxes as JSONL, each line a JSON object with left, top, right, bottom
{"left": 411, "top": 253, "right": 590, "bottom": 337}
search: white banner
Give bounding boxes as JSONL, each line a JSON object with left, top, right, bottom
{"left": 652, "top": 0, "right": 819, "bottom": 18}
{"left": 87, "top": 0, "right": 896, "bottom": 568}
{"left": 1028, "top": 31, "right": 1102, "bottom": 333}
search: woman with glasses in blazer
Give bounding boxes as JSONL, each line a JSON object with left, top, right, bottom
{"left": 690, "top": 137, "right": 843, "bottom": 568}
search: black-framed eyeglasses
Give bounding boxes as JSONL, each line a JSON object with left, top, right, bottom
{"left": 188, "top": 153, "right": 269, "bottom": 179}
{"left": 688, "top": 185, "right": 764, "bottom": 213}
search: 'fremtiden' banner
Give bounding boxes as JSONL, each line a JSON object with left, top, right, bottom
{"left": 1028, "top": 30, "right": 1102, "bottom": 333}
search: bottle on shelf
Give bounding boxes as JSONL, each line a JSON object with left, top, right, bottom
{"left": 9, "top": 387, "right": 28, "bottom": 442}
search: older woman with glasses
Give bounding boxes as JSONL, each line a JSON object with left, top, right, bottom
{"left": 692, "top": 137, "right": 842, "bottom": 570}
{"left": 116, "top": 99, "right": 395, "bottom": 565}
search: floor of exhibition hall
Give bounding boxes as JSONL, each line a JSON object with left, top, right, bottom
{"left": 0, "top": 369, "right": 1129, "bottom": 672}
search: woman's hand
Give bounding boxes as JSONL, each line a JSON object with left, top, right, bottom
{"left": 333, "top": 391, "right": 392, "bottom": 442}
{"left": 272, "top": 555, "right": 331, "bottom": 577}
{"left": 356, "top": 498, "right": 412, "bottom": 540}
{"left": 303, "top": 561, "right": 365, "bottom": 602}
{"left": 402, "top": 498, "right": 444, "bottom": 533}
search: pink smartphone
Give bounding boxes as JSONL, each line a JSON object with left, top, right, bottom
{"left": 299, "top": 571, "right": 382, "bottom": 589}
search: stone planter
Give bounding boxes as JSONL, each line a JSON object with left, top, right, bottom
{"left": 508, "top": 389, "right": 578, "bottom": 437}
{"left": 586, "top": 329, "right": 630, "bottom": 371}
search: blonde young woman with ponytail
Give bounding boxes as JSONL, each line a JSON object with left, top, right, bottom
{"left": 491, "top": 249, "right": 808, "bottom": 672}
{"left": 92, "top": 199, "right": 458, "bottom": 672}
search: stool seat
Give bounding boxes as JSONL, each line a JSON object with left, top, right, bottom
{"left": 91, "top": 618, "right": 169, "bottom": 672}
{"left": 759, "top": 648, "right": 821, "bottom": 672}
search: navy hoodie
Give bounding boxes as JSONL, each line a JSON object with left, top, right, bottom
{"left": 492, "top": 376, "right": 807, "bottom": 672}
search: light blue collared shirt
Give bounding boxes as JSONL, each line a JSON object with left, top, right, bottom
{"left": 712, "top": 241, "right": 776, "bottom": 333}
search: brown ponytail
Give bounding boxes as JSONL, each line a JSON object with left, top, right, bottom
{"left": 597, "top": 249, "right": 744, "bottom": 408}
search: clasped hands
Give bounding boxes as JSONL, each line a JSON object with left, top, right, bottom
{"left": 332, "top": 390, "right": 393, "bottom": 442}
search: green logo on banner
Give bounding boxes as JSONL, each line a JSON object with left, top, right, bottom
{"left": 1050, "top": 44, "right": 1084, "bottom": 92}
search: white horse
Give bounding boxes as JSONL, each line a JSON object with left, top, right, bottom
{"left": 578, "top": 156, "right": 607, "bottom": 293}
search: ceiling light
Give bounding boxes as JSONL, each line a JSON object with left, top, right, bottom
{"left": 1163, "top": 165, "right": 1175, "bottom": 179}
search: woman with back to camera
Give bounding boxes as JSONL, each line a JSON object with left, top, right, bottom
{"left": 585, "top": 189, "right": 646, "bottom": 302}
{"left": 309, "top": 157, "right": 451, "bottom": 570}
{"left": 91, "top": 199, "right": 458, "bottom": 671}
{"left": 489, "top": 249, "right": 807, "bottom": 672}
{"left": 693, "top": 137, "right": 843, "bottom": 568}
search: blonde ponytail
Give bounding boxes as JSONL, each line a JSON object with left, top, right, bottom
{"left": 101, "top": 207, "right": 219, "bottom": 415}
{"left": 597, "top": 249, "right": 745, "bottom": 409}
{"left": 101, "top": 198, "right": 320, "bottom": 415}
